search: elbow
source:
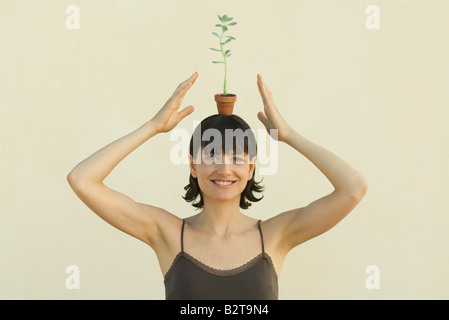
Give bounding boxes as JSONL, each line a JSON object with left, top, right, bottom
{"left": 67, "top": 170, "right": 78, "bottom": 189}
{"left": 337, "top": 174, "right": 368, "bottom": 203}
{"left": 67, "top": 169, "right": 101, "bottom": 195}
{"left": 67, "top": 169, "right": 86, "bottom": 192}
{"left": 349, "top": 176, "right": 368, "bottom": 202}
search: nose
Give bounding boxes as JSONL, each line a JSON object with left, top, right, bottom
{"left": 216, "top": 161, "right": 233, "bottom": 176}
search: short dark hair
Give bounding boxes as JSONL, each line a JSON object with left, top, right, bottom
{"left": 183, "top": 114, "right": 264, "bottom": 209}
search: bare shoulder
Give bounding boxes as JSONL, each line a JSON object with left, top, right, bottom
{"left": 183, "top": 213, "right": 200, "bottom": 225}
{"left": 260, "top": 211, "right": 295, "bottom": 236}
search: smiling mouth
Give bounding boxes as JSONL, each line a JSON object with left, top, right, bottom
{"left": 211, "top": 179, "right": 237, "bottom": 187}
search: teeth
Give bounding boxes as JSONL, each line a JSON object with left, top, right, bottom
{"left": 214, "top": 180, "right": 234, "bottom": 185}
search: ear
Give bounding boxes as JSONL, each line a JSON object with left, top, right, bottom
{"left": 189, "top": 154, "right": 198, "bottom": 178}
{"left": 248, "top": 156, "right": 257, "bottom": 180}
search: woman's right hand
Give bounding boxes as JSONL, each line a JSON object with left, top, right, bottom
{"left": 150, "top": 72, "right": 199, "bottom": 133}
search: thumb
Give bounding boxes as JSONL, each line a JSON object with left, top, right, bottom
{"left": 257, "top": 111, "right": 270, "bottom": 129}
{"left": 178, "top": 105, "right": 195, "bottom": 120}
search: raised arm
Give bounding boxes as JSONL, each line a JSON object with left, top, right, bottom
{"left": 256, "top": 74, "right": 368, "bottom": 252}
{"left": 67, "top": 72, "right": 198, "bottom": 248}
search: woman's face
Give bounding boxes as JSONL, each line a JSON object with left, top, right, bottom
{"left": 189, "top": 150, "right": 256, "bottom": 204}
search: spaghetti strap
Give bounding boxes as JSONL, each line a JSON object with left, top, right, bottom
{"left": 257, "top": 219, "right": 265, "bottom": 254}
{"left": 181, "top": 219, "right": 186, "bottom": 252}
{"left": 165, "top": 218, "right": 279, "bottom": 299}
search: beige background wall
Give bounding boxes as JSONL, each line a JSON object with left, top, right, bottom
{"left": 1, "top": 0, "right": 448, "bottom": 299}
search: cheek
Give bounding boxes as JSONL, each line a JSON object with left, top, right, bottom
{"left": 236, "top": 165, "right": 253, "bottom": 180}
{"left": 194, "top": 166, "right": 212, "bottom": 187}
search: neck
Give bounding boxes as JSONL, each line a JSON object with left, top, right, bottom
{"left": 195, "top": 196, "right": 244, "bottom": 237}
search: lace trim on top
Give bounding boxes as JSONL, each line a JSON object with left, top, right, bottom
{"left": 164, "top": 219, "right": 278, "bottom": 281}
{"left": 164, "top": 251, "right": 277, "bottom": 280}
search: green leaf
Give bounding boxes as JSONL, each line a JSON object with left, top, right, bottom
{"left": 225, "top": 36, "right": 236, "bottom": 40}
{"left": 212, "top": 61, "right": 224, "bottom": 63}
{"left": 222, "top": 15, "right": 233, "bottom": 22}
{"left": 227, "top": 22, "right": 237, "bottom": 26}
{"left": 215, "top": 24, "right": 222, "bottom": 27}
{"left": 224, "top": 50, "right": 231, "bottom": 55}
{"left": 226, "top": 53, "right": 232, "bottom": 58}
{"left": 223, "top": 38, "right": 231, "bottom": 45}
{"left": 210, "top": 48, "right": 221, "bottom": 51}
{"left": 222, "top": 25, "right": 228, "bottom": 32}
{"left": 212, "top": 32, "right": 220, "bottom": 39}
{"left": 217, "top": 15, "right": 224, "bottom": 23}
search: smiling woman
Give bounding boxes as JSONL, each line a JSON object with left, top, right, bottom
{"left": 67, "top": 72, "right": 367, "bottom": 300}
{"left": 183, "top": 114, "right": 264, "bottom": 210}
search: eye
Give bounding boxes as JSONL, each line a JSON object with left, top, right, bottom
{"left": 208, "top": 151, "right": 218, "bottom": 160}
{"left": 202, "top": 149, "right": 221, "bottom": 163}
{"left": 234, "top": 156, "right": 245, "bottom": 164}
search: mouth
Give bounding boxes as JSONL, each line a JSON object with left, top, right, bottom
{"left": 210, "top": 179, "right": 238, "bottom": 187}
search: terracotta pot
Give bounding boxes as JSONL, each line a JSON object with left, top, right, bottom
{"left": 215, "top": 94, "right": 237, "bottom": 115}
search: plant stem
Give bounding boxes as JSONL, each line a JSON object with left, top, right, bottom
{"left": 219, "top": 31, "right": 227, "bottom": 95}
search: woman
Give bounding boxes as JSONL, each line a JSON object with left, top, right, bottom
{"left": 67, "top": 73, "right": 367, "bottom": 299}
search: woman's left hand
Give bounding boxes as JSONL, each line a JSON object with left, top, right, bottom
{"left": 256, "top": 74, "right": 292, "bottom": 142}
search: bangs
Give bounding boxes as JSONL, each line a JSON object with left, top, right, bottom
{"left": 189, "top": 114, "right": 257, "bottom": 163}
{"left": 184, "top": 114, "right": 264, "bottom": 209}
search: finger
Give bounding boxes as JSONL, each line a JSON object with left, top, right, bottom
{"left": 256, "top": 74, "right": 265, "bottom": 95}
{"left": 257, "top": 74, "right": 270, "bottom": 92}
{"left": 175, "top": 72, "right": 199, "bottom": 98}
{"left": 184, "top": 72, "right": 199, "bottom": 89}
{"left": 178, "top": 105, "right": 195, "bottom": 120}
{"left": 187, "top": 72, "right": 199, "bottom": 87}
{"left": 257, "top": 74, "right": 272, "bottom": 104}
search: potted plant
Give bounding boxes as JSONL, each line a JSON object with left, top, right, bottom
{"left": 210, "top": 14, "right": 237, "bottom": 115}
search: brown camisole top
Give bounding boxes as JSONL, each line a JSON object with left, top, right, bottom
{"left": 164, "top": 220, "right": 278, "bottom": 300}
